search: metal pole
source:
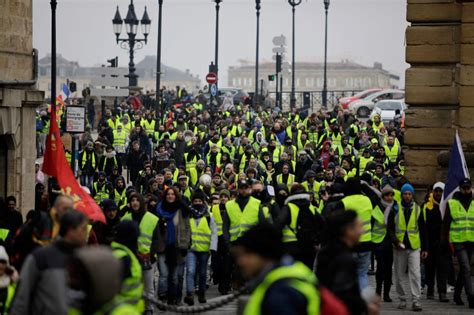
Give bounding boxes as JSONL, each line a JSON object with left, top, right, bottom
{"left": 215, "top": 0, "right": 221, "bottom": 93}
{"left": 291, "top": 5, "right": 296, "bottom": 110}
{"left": 276, "top": 72, "right": 279, "bottom": 108}
{"left": 280, "top": 75, "right": 283, "bottom": 110}
{"left": 157, "top": 0, "right": 163, "bottom": 115}
{"left": 51, "top": 0, "right": 57, "bottom": 113}
{"left": 128, "top": 33, "right": 137, "bottom": 87}
{"left": 322, "top": 1, "right": 329, "bottom": 109}
{"left": 254, "top": 0, "right": 261, "bottom": 107}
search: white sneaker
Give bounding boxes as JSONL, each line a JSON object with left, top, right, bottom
{"left": 447, "top": 285, "right": 455, "bottom": 293}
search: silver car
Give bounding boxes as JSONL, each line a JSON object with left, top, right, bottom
{"left": 349, "top": 89, "right": 405, "bottom": 117}
{"left": 370, "top": 99, "right": 407, "bottom": 123}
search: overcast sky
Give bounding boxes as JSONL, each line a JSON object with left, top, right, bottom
{"left": 33, "top": 0, "right": 408, "bottom": 84}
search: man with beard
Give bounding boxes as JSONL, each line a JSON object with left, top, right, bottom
{"left": 443, "top": 178, "right": 474, "bottom": 308}
{"left": 111, "top": 176, "right": 127, "bottom": 210}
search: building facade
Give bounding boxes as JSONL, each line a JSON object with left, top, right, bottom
{"left": 0, "top": 0, "right": 44, "bottom": 216}
{"left": 38, "top": 54, "right": 201, "bottom": 98}
{"left": 404, "top": 0, "right": 474, "bottom": 190}
{"left": 227, "top": 60, "right": 400, "bottom": 92}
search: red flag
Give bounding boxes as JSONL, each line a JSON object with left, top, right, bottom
{"left": 42, "top": 107, "right": 105, "bottom": 223}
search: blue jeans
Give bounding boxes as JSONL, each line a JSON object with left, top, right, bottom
{"left": 157, "top": 255, "right": 185, "bottom": 303}
{"left": 186, "top": 251, "right": 210, "bottom": 295}
{"left": 354, "top": 251, "right": 371, "bottom": 291}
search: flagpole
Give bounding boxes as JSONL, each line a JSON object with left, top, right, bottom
{"left": 51, "top": 0, "right": 57, "bottom": 114}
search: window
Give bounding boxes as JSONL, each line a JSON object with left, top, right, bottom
{"left": 238, "top": 78, "right": 242, "bottom": 86}
{"left": 243, "top": 78, "right": 248, "bottom": 86}
{"left": 232, "top": 78, "right": 236, "bottom": 86}
{"left": 48, "top": 83, "right": 51, "bottom": 91}
{"left": 249, "top": 78, "right": 253, "bottom": 86}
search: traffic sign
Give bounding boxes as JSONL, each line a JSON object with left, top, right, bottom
{"left": 206, "top": 72, "right": 218, "bottom": 84}
{"left": 272, "top": 35, "right": 286, "bottom": 46}
{"left": 210, "top": 84, "right": 218, "bottom": 97}
{"left": 272, "top": 47, "right": 286, "bottom": 54}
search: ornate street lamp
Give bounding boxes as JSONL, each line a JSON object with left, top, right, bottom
{"left": 322, "top": 0, "right": 330, "bottom": 109}
{"left": 254, "top": 0, "right": 261, "bottom": 107}
{"left": 112, "top": 1, "right": 151, "bottom": 87}
{"left": 214, "top": 0, "right": 222, "bottom": 94}
{"left": 288, "top": 0, "right": 302, "bottom": 110}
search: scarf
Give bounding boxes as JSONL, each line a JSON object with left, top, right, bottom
{"left": 424, "top": 193, "right": 439, "bottom": 211}
{"left": 156, "top": 202, "right": 178, "bottom": 246}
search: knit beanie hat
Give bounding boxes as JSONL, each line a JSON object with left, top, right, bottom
{"left": 401, "top": 183, "right": 415, "bottom": 195}
{"left": 381, "top": 185, "right": 394, "bottom": 196}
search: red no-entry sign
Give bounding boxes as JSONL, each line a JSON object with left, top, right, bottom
{"left": 206, "top": 72, "right": 218, "bottom": 84}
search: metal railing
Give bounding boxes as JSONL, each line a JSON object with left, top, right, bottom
{"left": 267, "top": 90, "right": 363, "bottom": 112}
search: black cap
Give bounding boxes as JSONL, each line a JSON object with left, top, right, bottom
{"left": 237, "top": 180, "right": 250, "bottom": 189}
{"left": 459, "top": 178, "right": 472, "bottom": 188}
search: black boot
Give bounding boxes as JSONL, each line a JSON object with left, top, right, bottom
{"left": 198, "top": 291, "right": 207, "bottom": 304}
{"left": 184, "top": 293, "right": 194, "bottom": 306}
{"left": 453, "top": 294, "right": 464, "bottom": 306}
{"left": 439, "top": 293, "right": 449, "bottom": 303}
{"left": 468, "top": 295, "right": 474, "bottom": 309}
{"left": 427, "top": 287, "right": 434, "bottom": 300}
{"left": 375, "top": 283, "right": 382, "bottom": 296}
{"left": 383, "top": 284, "right": 392, "bottom": 302}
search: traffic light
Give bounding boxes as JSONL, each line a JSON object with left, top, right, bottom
{"left": 107, "top": 57, "right": 118, "bottom": 67}
{"left": 69, "top": 81, "right": 77, "bottom": 92}
{"left": 268, "top": 74, "right": 275, "bottom": 82}
{"left": 276, "top": 54, "right": 282, "bottom": 73}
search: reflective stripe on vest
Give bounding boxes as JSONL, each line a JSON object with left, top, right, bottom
{"left": 184, "top": 153, "right": 198, "bottom": 172}
{"left": 371, "top": 205, "right": 387, "bottom": 244}
{"left": 122, "top": 212, "right": 159, "bottom": 254}
{"left": 448, "top": 199, "right": 474, "bottom": 243}
{"left": 111, "top": 241, "right": 144, "bottom": 313}
{"left": 359, "top": 156, "right": 373, "bottom": 175}
{"left": 226, "top": 197, "right": 262, "bottom": 242}
{"left": 243, "top": 261, "right": 320, "bottom": 315}
{"left": 396, "top": 204, "right": 421, "bottom": 249}
{"left": 114, "top": 189, "right": 127, "bottom": 206}
{"left": 142, "top": 120, "right": 156, "bottom": 135}
{"left": 190, "top": 217, "right": 212, "bottom": 252}
{"left": 342, "top": 194, "right": 372, "bottom": 242}
{"left": 282, "top": 203, "right": 299, "bottom": 243}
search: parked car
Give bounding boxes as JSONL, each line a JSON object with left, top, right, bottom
{"left": 338, "top": 88, "right": 382, "bottom": 109}
{"left": 349, "top": 89, "right": 405, "bottom": 117}
{"left": 370, "top": 99, "right": 407, "bottom": 123}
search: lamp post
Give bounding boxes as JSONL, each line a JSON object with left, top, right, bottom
{"left": 156, "top": 0, "right": 163, "bottom": 110}
{"left": 322, "top": 0, "right": 330, "bottom": 109}
{"left": 112, "top": 0, "right": 151, "bottom": 88}
{"left": 254, "top": 0, "right": 261, "bottom": 107}
{"left": 214, "top": 0, "right": 222, "bottom": 94}
{"left": 288, "top": 0, "right": 302, "bottom": 110}
{"left": 50, "top": 0, "right": 57, "bottom": 113}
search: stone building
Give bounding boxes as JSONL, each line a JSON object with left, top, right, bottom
{"left": 227, "top": 60, "right": 400, "bottom": 92}
{"left": 38, "top": 54, "right": 201, "bottom": 98}
{"left": 0, "top": 0, "right": 44, "bottom": 215}
{"left": 404, "top": 0, "right": 474, "bottom": 190}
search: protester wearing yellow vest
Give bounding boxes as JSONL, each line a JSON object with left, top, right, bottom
{"left": 113, "top": 125, "right": 128, "bottom": 155}
{"left": 444, "top": 178, "right": 474, "bottom": 308}
{"left": 388, "top": 183, "right": 427, "bottom": 312}
{"left": 184, "top": 192, "right": 218, "bottom": 306}
{"left": 121, "top": 192, "right": 158, "bottom": 313}
{"left": 111, "top": 221, "right": 144, "bottom": 313}
{"left": 384, "top": 136, "right": 400, "bottom": 165}
{"left": 232, "top": 223, "right": 320, "bottom": 315}
{"left": 210, "top": 190, "right": 231, "bottom": 295}
{"left": 223, "top": 180, "right": 269, "bottom": 243}
{"left": 372, "top": 185, "right": 396, "bottom": 302}
{"left": 339, "top": 177, "right": 373, "bottom": 291}
{"left": 276, "top": 163, "right": 295, "bottom": 189}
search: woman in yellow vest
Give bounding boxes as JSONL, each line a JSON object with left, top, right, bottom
{"left": 184, "top": 191, "right": 218, "bottom": 306}
{"left": 372, "top": 185, "right": 396, "bottom": 302}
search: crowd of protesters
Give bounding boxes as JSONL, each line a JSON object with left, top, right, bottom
{"left": 0, "top": 85, "right": 467, "bottom": 314}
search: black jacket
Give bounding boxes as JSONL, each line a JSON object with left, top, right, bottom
{"left": 317, "top": 241, "right": 367, "bottom": 315}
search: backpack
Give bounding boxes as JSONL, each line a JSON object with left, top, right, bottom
{"left": 36, "top": 118, "right": 44, "bottom": 132}
{"left": 317, "top": 282, "right": 350, "bottom": 315}
{"left": 293, "top": 203, "right": 322, "bottom": 248}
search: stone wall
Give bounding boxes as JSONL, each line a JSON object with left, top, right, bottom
{"left": 0, "top": 0, "right": 33, "bottom": 81}
{"left": 0, "top": 0, "right": 44, "bottom": 216}
{"left": 405, "top": 0, "right": 474, "bottom": 189}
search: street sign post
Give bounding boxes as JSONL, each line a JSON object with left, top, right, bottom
{"left": 210, "top": 84, "right": 218, "bottom": 97}
{"left": 65, "top": 105, "right": 86, "bottom": 176}
{"left": 206, "top": 72, "right": 218, "bottom": 84}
